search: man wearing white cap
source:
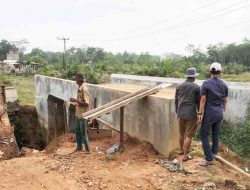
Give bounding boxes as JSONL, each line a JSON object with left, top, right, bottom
{"left": 198, "top": 62, "right": 228, "bottom": 166}
{"left": 175, "top": 68, "right": 200, "bottom": 161}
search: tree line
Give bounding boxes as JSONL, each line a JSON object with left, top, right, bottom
{"left": 1, "top": 39, "right": 250, "bottom": 83}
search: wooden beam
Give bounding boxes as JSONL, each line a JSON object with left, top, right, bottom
{"left": 83, "top": 83, "right": 171, "bottom": 120}
{"left": 1, "top": 86, "right": 6, "bottom": 105}
{"left": 81, "top": 85, "right": 153, "bottom": 118}
{"left": 63, "top": 102, "right": 68, "bottom": 134}
{"left": 120, "top": 106, "right": 124, "bottom": 148}
{"left": 95, "top": 118, "right": 120, "bottom": 133}
{"left": 214, "top": 155, "right": 250, "bottom": 179}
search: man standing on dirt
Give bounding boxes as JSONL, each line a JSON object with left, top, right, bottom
{"left": 70, "top": 73, "right": 90, "bottom": 153}
{"left": 198, "top": 62, "right": 228, "bottom": 166}
{"left": 175, "top": 68, "right": 200, "bottom": 162}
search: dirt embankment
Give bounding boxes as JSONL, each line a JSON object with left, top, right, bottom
{"left": 13, "top": 105, "right": 46, "bottom": 150}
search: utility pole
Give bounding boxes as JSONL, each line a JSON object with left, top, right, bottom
{"left": 57, "top": 37, "right": 69, "bottom": 71}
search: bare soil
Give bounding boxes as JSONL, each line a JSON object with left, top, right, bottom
{"left": 0, "top": 132, "right": 249, "bottom": 190}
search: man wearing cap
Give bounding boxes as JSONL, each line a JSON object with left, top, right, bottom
{"left": 175, "top": 68, "right": 200, "bottom": 161}
{"left": 198, "top": 62, "right": 228, "bottom": 166}
{"left": 70, "top": 73, "right": 90, "bottom": 153}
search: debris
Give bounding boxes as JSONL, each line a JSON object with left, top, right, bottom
{"left": 10, "top": 138, "right": 14, "bottom": 143}
{"left": 0, "top": 140, "right": 8, "bottom": 144}
{"left": 156, "top": 159, "right": 183, "bottom": 172}
{"left": 106, "top": 144, "right": 120, "bottom": 154}
{"left": 245, "top": 167, "right": 249, "bottom": 172}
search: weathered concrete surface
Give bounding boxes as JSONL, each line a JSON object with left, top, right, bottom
{"left": 35, "top": 75, "right": 78, "bottom": 143}
{"left": 88, "top": 83, "right": 178, "bottom": 157}
{"left": 111, "top": 74, "right": 250, "bottom": 123}
{"left": 35, "top": 75, "right": 179, "bottom": 156}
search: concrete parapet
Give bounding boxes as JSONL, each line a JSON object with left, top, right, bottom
{"left": 111, "top": 74, "right": 250, "bottom": 123}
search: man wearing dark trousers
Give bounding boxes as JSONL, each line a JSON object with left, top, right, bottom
{"left": 70, "top": 73, "right": 90, "bottom": 153}
{"left": 175, "top": 68, "right": 200, "bottom": 162}
{"left": 198, "top": 62, "right": 228, "bottom": 166}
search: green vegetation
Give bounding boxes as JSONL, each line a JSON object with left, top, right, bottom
{"left": 220, "top": 104, "right": 250, "bottom": 158}
{"left": 0, "top": 75, "right": 35, "bottom": 106}
{"left": 194, "top": 104, "right": 250, "bottom": 159}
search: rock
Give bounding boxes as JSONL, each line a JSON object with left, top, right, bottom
{"left": 88, "top": 182, "right": 94, "bottom": 187}
{"left": 172, "top": 159, "right": 179, "bottom": 164}
{"left": 235, "top": 184, "right": 247, "bottom": 190}
{"left": 32, "top": 149, "right": 39, "bottom": 154}
{"left": 202, "top": 182, "right": 216, "bottom": 190}
{"left": 136, "top": 184, "right": 142, "bottom": 188}
{"left": 99, "top": 183, "right": 107, "bottom": 189}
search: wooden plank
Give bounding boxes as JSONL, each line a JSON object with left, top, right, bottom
{"left": 95, "top": 118, "right": 120, "bottom": 133}
{"left": 120, "top": 106, "right": 124, "bottom": 148}
{"left": 63, "top": 102, "right": 68, "bottom": 134}
{"left": 83, "top": 83, "right": 171, "bottom": 120}
{"left": 214, "top": 155, "right": 250, "bottom": 178}
{"left": 81, "top": 85, "right": 153, "bottom": 118}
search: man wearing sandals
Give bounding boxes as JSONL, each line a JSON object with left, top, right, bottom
{"left": 175, "top": 68, "right": 200, "bottom": 162}
{"left": 198, "top": 62, "right": 228, "bottom": 166}
{"left": 70, "top": 73, "right": 90, "bottom": 153}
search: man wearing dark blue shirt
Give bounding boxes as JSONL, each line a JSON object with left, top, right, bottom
{"left": 198, "top": 62, "right": 228, "bottom": 166}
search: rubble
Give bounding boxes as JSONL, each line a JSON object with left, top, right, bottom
{"left": 155, "top": 159, "right": 183, "bottom": 172}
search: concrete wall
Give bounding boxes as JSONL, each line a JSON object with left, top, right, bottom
{"left": 35, "top": 75, "right": 78, "bottom": 143}
{"left": 35, "top": 75, "right": 179, "bottom": 156}
{"left": 111, "top": 74, "right": 250, "bottom": 123}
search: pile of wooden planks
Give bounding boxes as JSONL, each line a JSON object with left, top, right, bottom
{"left": 81, "top": 83, "right": 171, "bottom": 121}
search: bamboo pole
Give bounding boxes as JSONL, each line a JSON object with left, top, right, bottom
{"left": 214, "top": 155, "right": 250, "bottom": 179}
{"left": 81, "top": 85, "right": 153, "bottom": 118}
{"left": 95, "top": 118, "right": 120, "bottom": 133}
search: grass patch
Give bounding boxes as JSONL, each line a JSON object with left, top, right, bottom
{"left": 223, "top": 72, "right": 250, "bottom": 82}
{"left": 0, "top": 74, "right": 35, "bottom": 106}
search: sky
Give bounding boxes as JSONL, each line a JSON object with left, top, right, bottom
{"left": 1, "top": 0, "right": 250, "bottom": 55}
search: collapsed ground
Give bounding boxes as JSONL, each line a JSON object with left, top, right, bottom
{"left": 1, "top": 129, "right": 250, "bottom": 190}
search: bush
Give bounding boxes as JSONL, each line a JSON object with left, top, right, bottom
{"left": 220, "top": 121, "right": 250, "bottom": 158}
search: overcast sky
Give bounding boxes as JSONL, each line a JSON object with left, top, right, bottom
{"left": 1, "top": 0, "right": 250, "bottom": 55}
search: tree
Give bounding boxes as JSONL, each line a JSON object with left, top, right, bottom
{"left": 29, "top": 55, "right": 47, "bottom": 65}
{"left": 0, "top": 40, "right": 13, "bottom": 61}
{"left": 86, "top": 47, "right": 105, "bottom": 63}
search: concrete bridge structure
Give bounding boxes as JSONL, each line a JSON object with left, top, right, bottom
{"left": 35, "top": 75, "right": 179, "bottom": 156}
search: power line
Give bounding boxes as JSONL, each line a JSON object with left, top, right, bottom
{"left": 103, "top": 1, "right": 250, "bottom": 42}
{"left": 126, "top": 0, "right": 225, "bottom": 34}
{"left": 57, "top": 37, "right": 69, "bottom": 71}
{"left": 160, "top": 18, "right": 250, "bottom": 44}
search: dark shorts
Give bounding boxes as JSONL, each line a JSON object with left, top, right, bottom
{"left": 178, "top": 118, "right": 198, "bottom": 138}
